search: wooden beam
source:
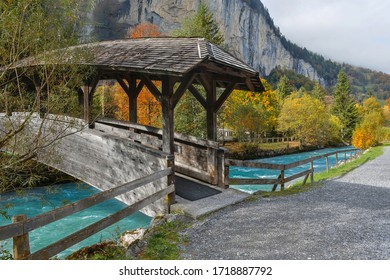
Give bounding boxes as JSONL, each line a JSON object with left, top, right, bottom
{"left": 215, "top": 82, "right": 237, "bottom": 112}
{"left": 171, "top": 72, "right": 197, "bottom": 109}
{"left": 140, "top": 74, "right": 162, "bottom": 103}
{"left": 188, "top": 85, "right": 207, "bottom": 109}
{"left": 161, "top": 76, "right": 175, "bottom": 155}
{"left": 206, "top": 79, "right": 217, "bottom": 141}
{"left": 81, "top": 76, "right": 100, "bottom": 126}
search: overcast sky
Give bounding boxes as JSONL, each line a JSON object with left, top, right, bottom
{"left": 261, "top": 0, "right": 390, "bottom": 74}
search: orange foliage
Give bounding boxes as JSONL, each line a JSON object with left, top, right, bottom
{"left": 112, "top": 83, "right": 129, "bottom": 121}
{"left": 386, "top": 97, "right": 390, "bottom": 107}
{"left": 127, "top": 23, "right": 161, "bottom": 39}
{"left": 137, "top": 82, "right": 162, "bottom": 127}
{"left": 352, "top": 127, "right": 375, "bottom": 149}
{"left": 111, "top": 80, "right": 162, "bottom": 127}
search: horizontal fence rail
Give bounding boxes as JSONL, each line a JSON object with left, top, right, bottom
{"left": 0, "top": 167, "right": 173, "bottom": 260}
{"left": 226, "top": 148, "right": 362, "bottom": 191}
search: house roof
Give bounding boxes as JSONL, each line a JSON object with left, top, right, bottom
{"left": 8, "top": 37, "right": 265, "bottom": 92}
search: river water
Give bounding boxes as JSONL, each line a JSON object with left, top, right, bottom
{"left": 230, "top": 146, "right": 355, "bottom": 193}
{"left": 0, "top": 183, "right": 152, "bottom": 259}
{"left": 0, "top": 146, "right": 354, "bottom": 259}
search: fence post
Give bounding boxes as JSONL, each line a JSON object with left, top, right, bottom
{"left": 166, "top": 156, "right": 175, "bottom": 213}
{"left": 217, "top": 148, "right": 229, "bottom": 188}
{"left": 280, "top": 169, "right": 285, "bottom": 191}
{"left": 326, "top": 156, "right": 329, "bottom": 172}
{"left": 12, "top": 215, "right": 30, "bottom": 260}
{"left": 310, "top": 161, "right": 314, "bottom": 184}
{"left": 336, "top": 153, "right": 339, "bottom": 164}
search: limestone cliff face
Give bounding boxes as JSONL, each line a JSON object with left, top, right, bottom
{"left": 91, "top": 0, "right": 324, "bottom": 83}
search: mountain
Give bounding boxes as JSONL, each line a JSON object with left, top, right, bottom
{"left": 90, "top": 0, "right": 390, "bottom": 100}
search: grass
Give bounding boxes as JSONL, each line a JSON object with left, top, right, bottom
{"left": 258, "top": 145, "right": 385, "bottom": 198}
{"left": 139, "top": 219, "right": 189, "bottom": 260}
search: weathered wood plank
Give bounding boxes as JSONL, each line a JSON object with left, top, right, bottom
{"left": 27, "top": 184, "right": 175, "bottom": 260}
{"left": 284, "top": 169, "right": 312, "bottom": 183}
{"left": 188, "top": 85, "right": 207, "bottom": 109}
{"left": 225, "top": 159, "right": 285, "bottom": 170}
{"left": 229, "top": 178, "right": 281, "bottom": 185}
{"left": 96, "top": 118, "right": 219, "bottom": 148}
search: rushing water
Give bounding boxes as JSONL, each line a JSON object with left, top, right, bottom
{"left": 0, "top": 183, "right": 152, "bottom": 259}
{"left": 230, "top": 146, "right": 355, "bottom": 193}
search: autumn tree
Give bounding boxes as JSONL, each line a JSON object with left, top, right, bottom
{"left": 352, "top": 96, "right": 385, "bottom": 149}
{"left": 278, "top": 93, "right": 342, "bottom": 147}
{"left": 331, "top": 70, "right": 359, "bottom": 142}
{"left": 224, "top": 90, "right": 268, "bottom": 141}
{"left": 352, "top": 112, "right": 384, "bottom": 149}
{"left": 126, "top": 23, "right": 161, "bottom": 39}
{"left": 384, "top": 97, "right": 390, "bottom": 125}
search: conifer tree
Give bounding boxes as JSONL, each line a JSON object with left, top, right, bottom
{"left": 276, "top": 75, "right": 293, "bottom": 100}
{"left": 172, "top": 1, "right": 224, "bottom": 46}
{"left": 331, "top": 70, "right": 359, "bottom": 142}
{"left": 311, "top": 82, "right": 326, "bottom": 101}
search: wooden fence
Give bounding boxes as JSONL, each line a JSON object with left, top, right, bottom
{"left": 226, "top": 148, "right": 362, "bottom": 191}
{"left": 0, "top": 168, "right": 173, "bottom": 260}
{"left": 95, "top": 118, "right": 226, "bottom": 187}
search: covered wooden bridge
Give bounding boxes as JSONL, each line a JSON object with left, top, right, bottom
{"left": 2, "top": 37, "right": 265, "bottom": 215}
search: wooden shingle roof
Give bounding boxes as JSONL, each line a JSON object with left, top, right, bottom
{"left": 9, "top": 38, "right": 265, "bottom": 92}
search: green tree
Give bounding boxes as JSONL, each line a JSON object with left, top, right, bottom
{"left": 331, "top": 70, "right": 359, "bottom": 142}
{"left": 174, "top": 90, "right": 206, "bottom": 138}
{"left": 276, "top": 75, "right": 294, "bottom": 100}
{"left": 172, "top": 1, "right": 224, "bottom": 46}
{"left": 311, "top": 82, "right": 326, "bottom": 101}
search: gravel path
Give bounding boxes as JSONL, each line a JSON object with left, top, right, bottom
{"left": 180, "top": 147, "right": 390, "bottom": 260}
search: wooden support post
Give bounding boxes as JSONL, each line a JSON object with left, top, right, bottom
{"left": 326, "top": 156, "right": 329, "bottom": 172}
{"left": 82, "top": 85, "right": 91, "bottom": 126}
{"left": 224, "top": 164, "right": 230, "bottom": 188}
{"left": 161, "top": 76, "right": 175, "bottom": 155}
{"left": 128, "top": 77, "right": 138, "bottom": 123}
{"left": 310, "top": 161, "right": 314, "bottom": 184}
{"left": 12, "top": 215, "right": 30, "bottom": 260}
{"left": 161, "top": 76, "right": 175, "bottom": 210}
{"left": 81, "top": 77, "right": 99, "bottom": 128}
{"left": 206, "top": 79, "right": 217, "bottom": 141}
{"left": 280, "top": 169, "right": 285, "bottom": 191}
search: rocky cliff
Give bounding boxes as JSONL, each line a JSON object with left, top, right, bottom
{"left": 91, "top": 0, "right": 324, "bottom": 83}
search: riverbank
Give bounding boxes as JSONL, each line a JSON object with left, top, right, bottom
{"left": 0, "top": 156, "right": 75, "bottom": 194}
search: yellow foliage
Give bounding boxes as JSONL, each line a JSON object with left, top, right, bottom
{"left": 352, "top": 128, "right": 375, "bottom": 149}
{"left": 352, "top": 111, "right": 385, "bottom": 149}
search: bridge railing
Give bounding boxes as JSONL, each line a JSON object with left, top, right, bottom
{"left": 95, "top": 118, "right": 226, "bottom": 187}
{"left": 225, "top": 148, "right": 362, "bottom": 191}
{"left": 0, "top": 168, "right": 174, "bottom": 260}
